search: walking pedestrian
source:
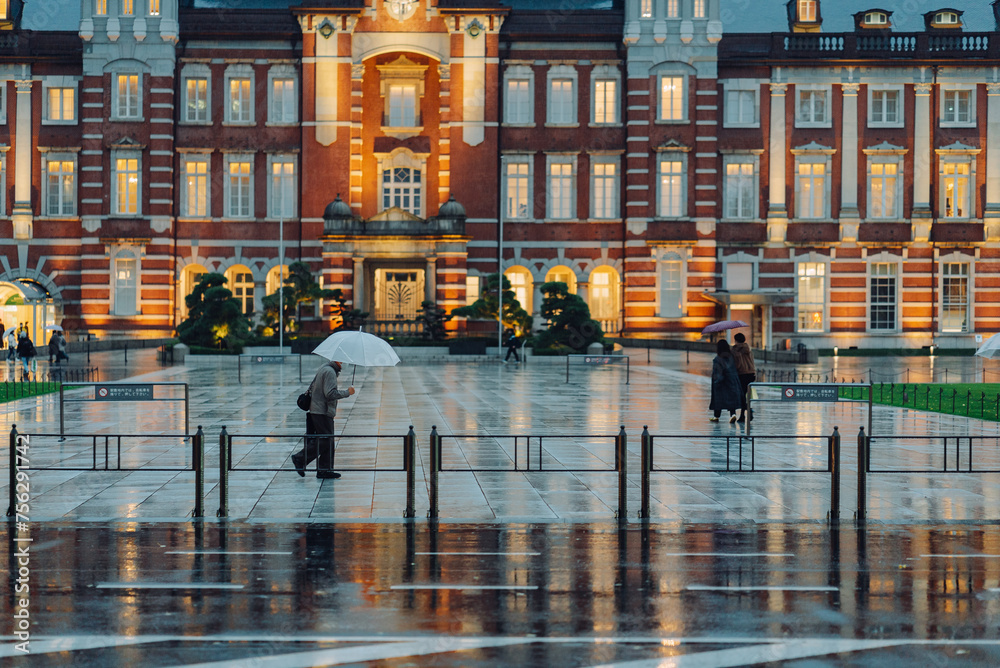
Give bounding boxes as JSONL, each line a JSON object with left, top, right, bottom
{"left": 55, "top": 331, "right": 69, "bottom": 364}
{"left": 503, "top": 328, "right": 520, "bottom": 364}
{"left": 709, "top": 339, "right": 741, "bottom": 423}
{"left": 731, "top": 332, "right": 756, "bottom": 423}
{"left": 17, "top": 332, "right": 37, "bottom": 379}
{"left": 6, "top": 329, "right": 16, "bottom": 362}
{"left": 290, "top": 359, "right": 355, "bottom": 479}
{"left": 48, "top": 331, "right": 59, "bottom": 364}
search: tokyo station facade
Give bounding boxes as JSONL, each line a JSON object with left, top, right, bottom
{"left": 2, "top": 0, "right": 1000, "bottom": 349}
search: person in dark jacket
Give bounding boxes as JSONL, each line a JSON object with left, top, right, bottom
{"left": 16, "top": 333, "right": 37, "bottom": 379}
{"left": 731, "top": 332, "right": 756, "bottom": 423}
{"left": 290, "top": 359, "right": 355, "bottom": 479}
{"left": 48, "top": 332, "right": 59, "bottom": 364}
{"left": 709, "top": 339, "right": 741, "bottom": 423}
{"left": 503, "top": 328, "right": 520, "bottom": 364}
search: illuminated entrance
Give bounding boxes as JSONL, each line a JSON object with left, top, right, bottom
{"left": 0, "top": 280, "right": 57, "bottom": 344}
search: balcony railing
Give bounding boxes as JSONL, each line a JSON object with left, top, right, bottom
{"left": 368, "top": 319, "right": 424, "bottom": 337}
{"left": 721, "top": 32, "right": 998, "bottom": 60}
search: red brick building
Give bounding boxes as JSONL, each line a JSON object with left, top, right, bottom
{"left": 0, "top": 0, "right": 997, "bottom": 350}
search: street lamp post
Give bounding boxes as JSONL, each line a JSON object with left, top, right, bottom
{"left": 498, "top": 156, "right": 505, "bottom": 358}
{"left": 278, "top": 217, "right": 283, "bottom": 352}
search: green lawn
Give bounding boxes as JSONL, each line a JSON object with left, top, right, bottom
{"left": 839, "top": 383, "right": 1000, "bottom": 421}
{"left": 0, "top": 381, "right": 60, "bottom": 404}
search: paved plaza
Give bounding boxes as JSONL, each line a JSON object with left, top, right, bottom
{"left": 2, "top": 348, "right": 1000, "bottom": 523}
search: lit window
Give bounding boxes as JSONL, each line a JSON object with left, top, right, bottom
{"left": 466, "top": 276, "right": 480, "bottom": 305}
{"left": 590, "top": 267, "right": 620, "bottom": 322}
{"left": 798, "top": 0, "right": 816, "bottom": 22}
{"left": 387, "top": 84, "right": 417, "bottom": 127}
{"left": 870, "top": 89, "right": 899, "bottom": 125}
{"left": 941, "top": 160, "right": 971, "bottom": 219}
{"left": 185, "top": 77, "right": 208, "bottom": 123}
{"left": 797, "top": 262, "right": 825, "bottom": 332}
{"left": 184, "top": 158, "right": 209, "bottom": 218}
{"left": 269, "top": 156, "right": 296, "bottom": 219}
{"left": 640, "top": 0, "right": 652, "bottom": 18}
{"left": 96, "top": 0, "right": 107, "bottom": 15}
{"left": 549, "top": 79, "right": 575, "bottom": 125}
{"left": 693, "top": 0, "right": 706, "bottom": 19}
{"left": 941, "top": 262, "right": 969, "bottom": 333}
{"left": 548, "top": 162, "right": 574, "bottom": 219}
{"left": 868, "top": 162, "right": 898, "bottom": 219}
{"left": 870, "top": 263, "right": 896, "bottom": 331}
{"left": 658, "top": 159, "right": 684, "bottom": 218}
{"left": 667, "top": 0, "right": 678, "bottom": 18}
{"left": 659, "top": 259, "right": 683, "bottom": 318}
{"left": 382, "top": 167, "right": 422, "bottom": 216}
{"left": 864, "top": 11, "right": 887, "bottom": 26}
{"left": 122, "top": 0, "right": 133, "bottom": 15}
{"left": 591, "top": 162, "right": 618, "bottom": 219}
{"left": 229, "top": 78, "right": 252, "bottom": 123}
{"left": 46, "top": 87, "right": 75, "bottom": 122}
{"left": 227, "top": 158, "right": 253, "bottom": 218}
{"left": 934, "top": 11, "right": 959, "bottom": 25}
{"left": 231, "top": 271, "right": 255, "bottom": 316}
{"left": 797, "top": 88, "right": 827, "bottom": 125}
{"left": 149, "top": 0, "right": 159, "bottom": 15}
{"left": 942, "top": 89, "right": 972, "bottom": 125}
{"left": 115, "top": 156, "right": 139, "bottom": 215}
{"left": 594, "top": 79, "right": 617, "bottom": 124}
{"left": 506, "top": 79, "right": 531, "bottom": 124}
{"left": 724, "top": 162, "right": 755, "bottom": 219}
{"left": 660, "top": 76, "right": 684, "bottom": 121}
{"left": 796, "top": 162, "right": 826, "bottom": 219}
{"left": 505, "top": 161, "right": 530, "bottom": 219}
{"left": 116, "top": 74, "right": 140, "bottom": 119}
{"left": 270, "top": 78, "right": 296, "bottom": 124}
{"left": 505, "top": 268, "right": 531, "bottom": 313}
{"left": 45, "top": 158, "right": 75, "bottom": 216}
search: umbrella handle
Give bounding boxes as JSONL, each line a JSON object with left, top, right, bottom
{"left": 352, "top": 365, "right": 356, "bottom": 384}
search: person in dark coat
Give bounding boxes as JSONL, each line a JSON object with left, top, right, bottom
{"left": 731, "top": 332, "right": 756, "bottom": 423}
{"left": 48, "top": 332, "right": 59, "bottom": 364}
{"left": 709, "top": 339, "right": 741, "bottom": 423}
{"left": 503, "top": 328, "right": 520, "bottom": 363}
{"left": 16, "top": 333, "right": 37, "bottom": 378}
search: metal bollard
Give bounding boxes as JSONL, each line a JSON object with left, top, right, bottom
{"left": 193, "top": 425, "right": 204, "bottom": 518}
{"left": 217, "top": 426, "right": 229, "bottom": 518}
{"left": 639, "top": 426, "right": 651, "bottom": 520}
{"left": 617, "top": 425, "right": 627, "bottom": 521}
{"left": 829, "top": 426, "right": 840, "bottom": 525}
{"left": 428, "top": 425, "right": 440, "bottom": 519}
{"left": 404, "top": 426, "right": 416, "bottom": 519}
{"left": 856, "top": 426, "right": 867, "bottom": 524}
{"left": 7, "top": 425, "right": 17, "bottom": 518}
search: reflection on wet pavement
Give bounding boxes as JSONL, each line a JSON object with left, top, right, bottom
{"left": 3, "top": 522, "right": 1000, "bottom": 666}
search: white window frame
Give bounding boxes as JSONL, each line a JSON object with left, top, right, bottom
{"left": 640, "top": 0, "right": 652, "bottom": 18}
{"left": 267, "top": 153, "right": 297, "bottom": 219}
{"left": 723, "top": 259, "right": 756, "bottom": 291}
{"left": 42, "top": 152, "right": 77, "bottom": 217}
{"left": 546, "top": 65, "right": 578, "bottom": 127}
{"left": 868, "top": 85, "right": 903, "bottom": 128}
{"left": 723, "top": 80, "right": 758, "bottom": 128}
{"left": 939, "top": 258, "right": 971, "bottom": 334}
{"left": 224, "top": 64, "right": 255, "bottom": 125}
{"left": 181, "top": 63, "right": 211, "bottom": 125}
{"left": 113, "top": 73, "right": 141, "bottom": 121}
{"left": 224, "top": 153, "right": 254, "bottom": 219}
{"left": 940, "top": 85, "right": 975, "bottom": 128}
{"left": 796, "top": 260, "right": 827, "bottom": 333}
{"left": 798, "top": 0, "right": 816, "bottom": 22}
{"left": 465, "top": 274, "right": 480, "bottom": 305}
{"left": 149, "top": 0, "right": 160, "bottom": 15}
{"left": 42, "top": 78, "right": 78, "bottom": 125}
{"left": 656, "top": 249, "right": 687, "bottom": 318}
{"left": 589, "top": 155, "right": 620, "bottom": 221}
{"left": 503, "top": 64, "right": 534, "bottom": 126}
{"left": 656, "top": 153, "right": 687, "bottom": 219}
{"left": 868, "top": 259, "right": 900, "bottom": 333}
{"left": 793, "top": 151, "right": 834, "bottom": 220}
{"left": 863, "top": 11, "right": 887, "bottom": 26}
{"left": 866, "top": 155, "right": 903, "bottom": 220}
{"left": 0, "top": 83, "right": 6, "bottom": 125}
{"left": 181, "top": 153, "right": 210, "bottom": 219}
{"left": 588, "top": 265, "right": 620, "bottom": 323}
{"left": 377, "top": 149, "right": 426, "bottom": 218}
{"left": 112, "top": 150, "right": 141, "bottom": 216}
{"left": 693, "top": 0, "right": 706, "bottom": 19}
{"left": 794, "top": 84, "right": 831, "bottom": 128}
{"left": 111, "top": 247, "right": 140, "bottom": 317}
{"left": 267, "top": 65, "right": 298, "bottom": 125}
{"left": 658, "top": 74, "right": 687, "bottom": 123}
{"left": 938, "top": 152, "right": 976, "bottom": 220}
{"left": 722, "top": 153, "right": 760, "bottom": 221}
{"left": 503, "top": 154, "right": 533, "bottom": 221}
{"left": 667, "top": 0, "right": 679, "bottom": 18}
{"left": 546, "top": 154, "right": 577, "bottom": 220}
{"left": 590, "top": 65, "right": 621, "bottom": 127}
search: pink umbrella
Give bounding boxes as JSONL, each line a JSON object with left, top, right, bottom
{"left": 701, "top": 319, "right": 748, "bottom": 336}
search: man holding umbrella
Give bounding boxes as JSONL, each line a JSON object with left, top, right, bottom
{"left": 291, "top": 359, "right": 355, "bottom": 479}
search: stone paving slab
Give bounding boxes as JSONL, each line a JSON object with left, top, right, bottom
{"left": 4, "top": 347, "right": 1000, "bottom": 523}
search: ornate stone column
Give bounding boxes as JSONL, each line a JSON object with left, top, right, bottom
{"left": 986, "top": 82, "right": 1000, "bottom": 240}
{"left": 767, "top": 82, "right": 788, "bottom": 218}
{"left": 912, "top": 82, "right": 934, "bottom": 218}
{"left": 840, "top": 83, "right": 860, "bottom": 218}
{"left": 352, "top": 257, "right": 365, "bottom": 314}
{"left": 12, "top": 80, "right": 33, "bottom": 240}
{"left": 425, "top": 258, "right": 437, "bottom": 303}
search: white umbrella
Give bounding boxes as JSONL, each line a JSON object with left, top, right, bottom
{"left": 975, "top": 334, "right": 1000, "bottom": 359}
{"left": 311, "top": 330, "right": 401, "bottom": 382}
{"left": 44, "top": 325, "right": 63, "bottom": 331}
{"left": 3, "top": 326, "right": 16, "bottom": 338}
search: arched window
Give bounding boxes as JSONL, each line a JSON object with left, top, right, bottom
{"left": 266, "top": 265, "right": 289, "bottom": 297}
{"left": 504, "top": 266, "right": 533, "bottom": 314}
{"left": 864, "top": 11, "right": 887, "bottom": 26}
{"left": 379, "top": 149, "right": 425, "bottom": 217}
{"left": 545, "top": 265, "right": 577, "bottom": 294}
{"left": 226, "top": 265, "right": 255, "bottom": 316}
{"left": 589, "top": 266, "right": 620, "bottom": 322}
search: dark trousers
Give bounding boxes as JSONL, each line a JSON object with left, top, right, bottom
{"left": 738, "top": 373, "right": 756, "bottom": 416}
{"left": 504, "top": 345, "right": 520, "bottom": 362}
{"left": 295, "top": 413, "right": 336, "bottom": 471}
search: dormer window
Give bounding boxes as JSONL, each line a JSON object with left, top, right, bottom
{"left": 934, "top": 11, "right": 959, "bottom": 25}
{"left": 864, "top": 11, "right": 887, "bottom": 26}
{"left": 798, "top": 0, "right": 817, "bottom": 22}
{"left": 790, "top": 0, "right": 821, "bottom": 32}
{"left": 925, "top": 9, "right": 963, "bottom": 29}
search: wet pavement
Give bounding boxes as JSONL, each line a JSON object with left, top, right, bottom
{"left": 4, "top": 521, "right": 1000, "bottom": 666}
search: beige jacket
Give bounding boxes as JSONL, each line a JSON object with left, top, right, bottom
{"left": 308, "top": 361, "right": 352, "bottom": 420}
{"left": 731, "top": 341, "right": 756, "bottom": 375}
